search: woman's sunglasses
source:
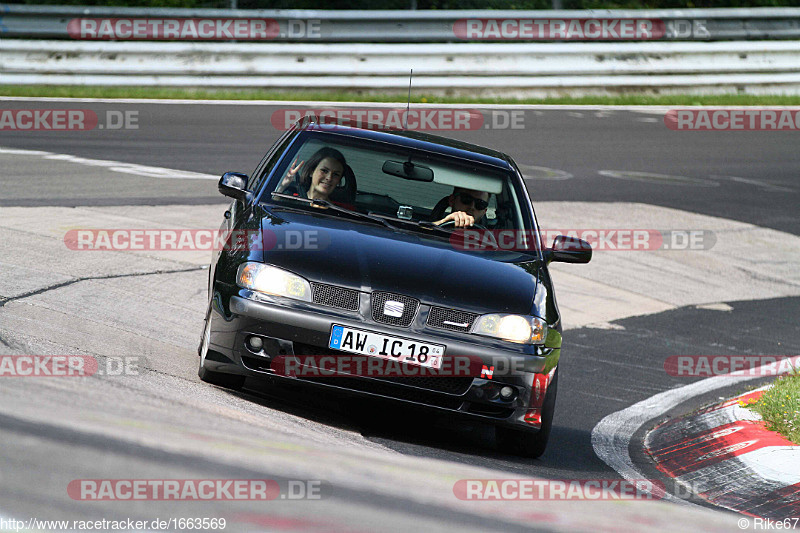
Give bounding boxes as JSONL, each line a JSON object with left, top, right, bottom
{"left": 457, "top": 192, "right": 489, "bottom": 210}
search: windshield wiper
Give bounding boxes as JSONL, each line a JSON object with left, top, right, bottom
{"left": 367, "top": 214, "right": 455, "bottom": 236}
{"left": 269, "top": 192, "right": 395, "bottom": 229}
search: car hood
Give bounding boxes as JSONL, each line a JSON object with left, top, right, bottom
{"left": 260, "top": 207, "right": 538, "bottom": 314}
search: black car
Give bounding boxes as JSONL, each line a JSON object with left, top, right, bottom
{"left": 198, "top": 118, "right": 591, "bottom": 458}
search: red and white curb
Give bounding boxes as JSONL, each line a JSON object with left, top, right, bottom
{"left": 646, "top": 386, "right": 800, "bottom": 519}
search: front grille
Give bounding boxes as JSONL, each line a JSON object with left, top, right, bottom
{"left": 312, "top": 282, "right": 359, "bottom": 311}
{"left": 380, "top": 374, "right": 472, "bottom": 395}
{"left": 371, "top": 292, "right": 419, "bottom": 327}
{"left": 427, "top": 307, "right": 478, "bottom": 333}
{"left": 293, "top": 343, "right": 473, "bottom": 397}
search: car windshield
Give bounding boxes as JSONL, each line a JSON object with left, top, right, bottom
{"left": 259, "top": 130, "right": 541, "bottom": 253}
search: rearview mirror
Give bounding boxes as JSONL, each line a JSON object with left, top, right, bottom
{"left": 546, "top": 235, "right": 592, "bottom": 264}
{"left": 382, "top": 160, "right": 434, "bottom": 182}
{"left": 218, "top": 172, "right": 250, "bottom": 202}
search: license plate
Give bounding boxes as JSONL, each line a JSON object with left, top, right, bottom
{"left": 329, "top": 325, "right": 445, "bottom": 370}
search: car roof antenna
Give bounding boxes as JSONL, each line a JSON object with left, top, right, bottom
{"left": 404, "top": 69, "right": 413, "bottom": 130}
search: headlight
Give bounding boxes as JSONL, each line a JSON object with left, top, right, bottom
{"left": 236, "top": 263, "right": 312, "bottom": 302}
{"left": 472, "top": 314, "right": 548, "bottom": 344}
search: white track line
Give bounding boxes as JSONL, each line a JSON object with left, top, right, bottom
{"left": 0, "top": 147, "right": 217, "bottom": 180}
{"left": 676, "top": 446, "right": 800, "bottom": 493}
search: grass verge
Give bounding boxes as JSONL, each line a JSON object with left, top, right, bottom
{"left": 747, "top": 373, "right": 800, "bottom": 445}
{"left": 2, "top": 86, "right": 800, "bottom": 105}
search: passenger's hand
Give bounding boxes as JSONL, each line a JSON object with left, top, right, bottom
{"left": 288, "top": 157, "right": 304, "bottom": 177}
{"left": 436, "top": 211, "right": 475, "bottom": 228}
{"left": 280, "top": 157, "right": 304, "bottom": 188}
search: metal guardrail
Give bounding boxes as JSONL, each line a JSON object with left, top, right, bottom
{"left": 2, "top": 5, "right": 800, "bottom": 41}
{"left": 3, "top": 40, "right": 800, "bottom": 97}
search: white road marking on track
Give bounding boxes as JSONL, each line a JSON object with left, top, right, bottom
{"left": 689, "top": 402, "right": 763, "bottom": 429}
{"left": 517, "top": 164, "right": 573, "bottom": 181}
{"left": 695, "top": 302, "right": 734, "bottom": 311}
{"left": 676, "top": 446, "right": 800, "bottom": 492}
{"left": 0, "top": 147, "right": 217, "bottom": 180}
{"left": 598, "top": 170, "right": 719, "bottom": 187}
{"left": 591, "top": 362, "right": 796, "bottom": 504}
{"left": 724, "top": 445, "right": 800, "bottom": 480}
{"left": 584, "top": 322, "right": 626, "bottom": 330}
{"left": 711, "top": 175, "right": 796, "bottom": 193}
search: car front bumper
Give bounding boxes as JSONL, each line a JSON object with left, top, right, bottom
{"left": 204, "top": 291, "right": 559, "bottom": 431}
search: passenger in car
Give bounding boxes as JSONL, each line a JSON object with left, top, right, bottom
{"left": 278, "top": 147, "right": 347, "bottom": 201}
{"left": 432, "top": 188, "right": 490, "bottom": 228}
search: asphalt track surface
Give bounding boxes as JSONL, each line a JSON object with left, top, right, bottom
{"left": 1, "top": 101, "right": 798, "bottom": 235}
{"left": 1, "top": 99, "right": 799, "bottom": 532}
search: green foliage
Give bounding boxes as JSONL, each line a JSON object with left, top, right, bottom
{"left": 3, "top": 85, "right": 800, "bottom": 105}
{"left": 748, "top": 373, "right": 800, "bottom": 445}
{"left": 14, "top": 0, "right": 222, "bottom": 6}
{"left": 9, "top": 0, "right": 800, "bottom": 7}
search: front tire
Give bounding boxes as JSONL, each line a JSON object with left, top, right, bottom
{"left": 198, "top": 303, "right": 245, "bottom": 390}
{"left": 496, "top": 367, "right": 558, "bottom": 458}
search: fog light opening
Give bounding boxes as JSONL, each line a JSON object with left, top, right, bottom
{"left": 500, "top": 386, "right": 515, "bottom": 400}
{"left": 248, "top": 336, "right": 264, "bottom": 351}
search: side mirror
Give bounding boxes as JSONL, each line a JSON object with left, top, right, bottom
{"left": 546, "top": 235, "right": 592, "bottom": 264}
{"left": 218, "top": 172, "right": 250, "bottom": 202}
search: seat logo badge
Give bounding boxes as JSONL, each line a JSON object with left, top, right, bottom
{"left": 383, "top": 300, "right": 404, "bottom": 318}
